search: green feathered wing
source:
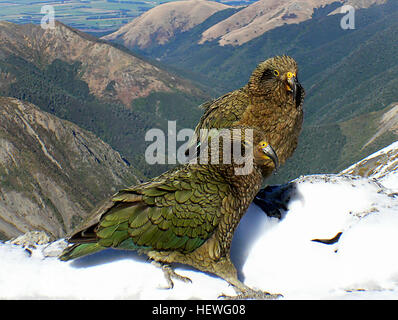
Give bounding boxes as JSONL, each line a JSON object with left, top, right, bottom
{"left": 60, "top": 165, "right": 229, "bottom": 261}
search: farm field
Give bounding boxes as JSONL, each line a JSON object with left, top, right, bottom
{"left": 0, "top": 0, "right": 253, "bottom": 33}
{"left": 0, "top": 0, "right": 166, "bottom": 33}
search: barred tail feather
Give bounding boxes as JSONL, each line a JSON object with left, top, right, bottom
{"left": 59, "top": 243, "right": 103, "bottom": 261}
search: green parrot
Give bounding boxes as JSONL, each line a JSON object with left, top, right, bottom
{"left": 185, "top": 55, "right": 305, "bottom": 176}
{"left": 60, "top": 127, "right": 280, "bottom": 299}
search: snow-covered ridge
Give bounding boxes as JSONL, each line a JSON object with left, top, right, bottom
{"left": 341, "top": 140, "right": 398, "bottom": 191}
{"left": 1, "top": 142, "right": 398, "bottom": 299}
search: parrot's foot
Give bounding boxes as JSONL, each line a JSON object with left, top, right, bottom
{"left": 219, "top": 277, "right": 282, "bottom": 300}
{"left": 219, "top": 288, "right": 282, "bottom": 300}
{"left": 162, "top": 264, "right": 192, "bottom": 289}
{"left": 152, "top": 261, "right": 192, "bottom": 289}
{"left": 210, "top": 258, "right": 282, "bottom": 300}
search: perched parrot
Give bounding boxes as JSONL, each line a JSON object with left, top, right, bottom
{"left": 60, "top": 127, "right": 280, "bottom": 299}
{"left": 185, "top": 55, "right": 305, "bottom": 177}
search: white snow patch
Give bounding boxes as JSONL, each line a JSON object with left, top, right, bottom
{"left": 243, "top": 175, "right": 398, "bottom": 299}
{"left": 0, "top": 244, "right": 234, "bottom": 300}
{"left": 1, "top": 173, "right": 398, "bottom": 299}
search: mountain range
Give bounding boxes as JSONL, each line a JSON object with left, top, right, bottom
{"left": 102, "top": 0, "right": 398, "bottom": 183}
{"left": 0, "top": 20, "right": 210, "bottom": 178}
{"left": 104, "top": 0, "right": 388, "bottom": 49}
{"left": 0, "top": 20, "right": 202, "bottom": 107}
{"left": 199, "top": 0, "right": 388, "bottom": 46}
{"left": 0, "top": 0, "right": 397, "bottom": 240}
{"left": 0, "top": 0, "right": 396, "bottom": 185}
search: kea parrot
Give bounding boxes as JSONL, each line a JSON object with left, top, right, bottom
{"left": 185, "top": 55, "right": 305, "bottom": 177}
{"left": 60, "top": 127, "right": 280, "bottom": 299}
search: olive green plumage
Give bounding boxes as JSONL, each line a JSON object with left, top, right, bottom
{"left": 186, "top": 55, "right": 305, "bottom": 176}
{"left": 60, "top": 164, "right": 228, "bottom": 259}
{"left": 60, "top": 127, "right": 280, "bottom": 298}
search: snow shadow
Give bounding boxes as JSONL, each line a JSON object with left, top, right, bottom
{"left": 69, "top": 247, "right": 148, "bottom": 268}
{"left": 231, "top": 182, "right": 298, "bottom": 281}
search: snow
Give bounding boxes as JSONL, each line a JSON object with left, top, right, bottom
{"left": 244, "top": 175, "right": 398, "bottom": 299}
{"left": 1, "top": 148, "right": 398, "bottom": 299}
{"left": 0, "top": 241, "right": 234, "bottom": 300}
{"left": 380, "top": 172, "right": 398, "bottom": 192}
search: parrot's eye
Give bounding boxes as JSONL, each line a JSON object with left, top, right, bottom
{"left": 260, "top": 142, "right": 268, "bottom": 148}
{"left": 273, "top": 70, "right": 280, "bottom": 77}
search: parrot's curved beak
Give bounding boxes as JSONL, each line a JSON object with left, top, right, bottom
{"left": 286, "top": 75, "right": 304, "bottom": 108}
{"left": 286, "top": 76, "right": 298, "bottom": 98}
{"left": 262, "top": 144, "right": 279, "bottom": 169}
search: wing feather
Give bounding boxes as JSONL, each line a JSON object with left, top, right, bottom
{"left": 185, "top": 89, "right": 249, "bottom": 158}
{"left": 67, "top": 166, "right": 228, "bottom": 254}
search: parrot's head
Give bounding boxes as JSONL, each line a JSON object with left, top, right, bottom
{"left": 248, "top": 55, "right": 305, "bottom": 109}
{"left": 254, "top": 140, "right": 279, "bottom": 170}
{"left": 232, "top": 127, "right": 279, "bottom": 170}
{"left": 205, "top": 127, "right": 279, "bottom": 173}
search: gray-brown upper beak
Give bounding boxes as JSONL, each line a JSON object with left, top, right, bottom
{"left": 287, "top": 76, "right": 298, "bottom": 98}
{"left": 263, "top": 144, "right": 279, "bottom": 169}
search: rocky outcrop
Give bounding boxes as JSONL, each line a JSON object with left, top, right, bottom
{"left": 341, "top": 140, "right": 398, "bottom": 191}
{"left": 0, "top": 97, "right": 140, "bottom": 240}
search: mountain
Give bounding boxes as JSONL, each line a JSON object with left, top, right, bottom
{"left": 103, "top": 0, "right": 232, "bottom": 49}
{"left": 106, "top": 0, "right": 387, "bottom": 50}
{"left": 118, "top": 0, "right": 398, "bottom": 183}
{"left": 0, "top": 20, "right": 202, "bottom": 107}
{"left": 1, "top": 142, "right": 398, "bottom": 299}
{"left": 0, "top": 97, "right": 140, "bottom": 241}
{"left": 200, "top": 0, "right": 387, "bottom": 46}
{"left": 1, "top": 2, "right": 395, "bottom": 189}
{"left": 200, "top": 0, "right": 339, "bottom": 46}
{"left": 0, "top": 21, "right": 210, "bottom": 178}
